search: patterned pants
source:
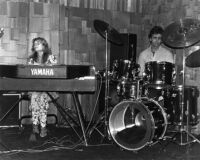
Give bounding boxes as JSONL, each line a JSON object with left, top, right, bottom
{"left": 29, "top": 92, "right": 50, "bottom": 128}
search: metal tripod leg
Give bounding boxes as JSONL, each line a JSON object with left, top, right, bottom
{"left": 87, "top": 111, "right": 105, "bottom": 138}
{"left": 178, "top": 128, "right": 200, "bottom": 145}
{"left": 161, "top": 126, "right": 200, "bottom": 151}
{"left": 72, "top": 92, "right": 88, "bottom": 146}
{"left": 46, "top": 92, "right": 82, "bottom": 140}
{"left": 0, "top": 95, "right": 28, "bottom": 124}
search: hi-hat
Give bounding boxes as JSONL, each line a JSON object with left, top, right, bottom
{"left": 94, "top": 19, "right": 123, "bottom": 45}
{"left": 162, "top": 18, "right": 200, "bottom": 49}
{"left": 186, "top": 49, "right": 200, "bottom": 68}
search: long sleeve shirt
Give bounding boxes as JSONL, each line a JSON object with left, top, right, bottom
{"left": 138, "top": 45, "right": 174, "bottom": 76}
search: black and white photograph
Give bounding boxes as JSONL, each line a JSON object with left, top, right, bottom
{"left": 0, "top": 0, "right": 200, "bottom": 159}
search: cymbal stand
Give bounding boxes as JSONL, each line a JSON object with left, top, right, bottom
{"left": 175, "top": 47, "right": 200, "bottom": 145}
{"left": 104, "top": 31, "right": 110, "bottom": 137}
{"left": 87, "top": 31, "right": 110, "bottom": 140}
{"left": 161, "top": 48, "right": 200, "bottom": 152}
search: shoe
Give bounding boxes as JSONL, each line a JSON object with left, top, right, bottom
{"left": 33, "top": 125, "right": 39, "bottom": 134}
{"left": 40, "top": 127, "right": 47, "bottom": 137}
{"left": 29, "top": 133, "right": 37, "bottom": 142}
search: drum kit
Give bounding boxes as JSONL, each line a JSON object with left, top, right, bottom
{"left": 92, "top": 18, "right": 200, "bottom": 151}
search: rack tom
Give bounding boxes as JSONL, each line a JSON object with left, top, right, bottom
{"left": 143, "top": 61, "right": 175, "bottom": 89}
{"left": 111, "top": 59, "right": 140, "bottom": 81}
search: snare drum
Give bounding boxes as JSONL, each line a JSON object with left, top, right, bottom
{"left": 143, "top": 61, "right": 175, "bottom": 89}
{"left": 117, "top": 79, "right": 141, "bottom": 99}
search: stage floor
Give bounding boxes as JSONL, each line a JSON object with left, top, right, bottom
{"left": 0, "top": 125, "right": 200, "bottom": 160}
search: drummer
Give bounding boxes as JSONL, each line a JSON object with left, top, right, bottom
{"left": 138, "top": 25, "right": 174, "bottom": 76}
{"left": 137, "top": 26, "right": 174, "bottom": 102}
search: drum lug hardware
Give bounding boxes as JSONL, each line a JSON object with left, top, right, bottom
{"left": 185, "top": 110, "right": 188, "bottom": 116}
{"left": 163, "top": 107, "right": 167, "bottom": 111}
{"left": 132, "top": 150, "right": 138, "bottom": 154}
{"left": 146, "top": 141, "right": 152, "bottom": 146}
{"left": 162, "top": 75, "right": 166, "bottom": 82}
{"left": 163, "top": 136, "right": 172, "bottom": 140}
{"left": 162, "top": 123, "right": 166, "bottom": 127}
{"left": 149, "top": 141, "right": 158, "bottom": 147}
{"left": 150, "top": 110, "right": 154, "bottom": 114}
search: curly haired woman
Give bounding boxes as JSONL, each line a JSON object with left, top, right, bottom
{"left": 28, "top": 37, "right": 58, "bottom": 140}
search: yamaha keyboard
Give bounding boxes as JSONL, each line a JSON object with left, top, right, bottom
{"left": 0, "top": 64, "right": 96, "bottom": 146}
{"left": 0, "top": 64, "right": 95, "bottom": 79}
{"left": 0, "top": 64, "right": 96, "bottom": 92}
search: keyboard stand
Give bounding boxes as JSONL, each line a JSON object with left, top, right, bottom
{"left": 72, "top": 92, "right": 88, "bottom": 146}
{"left": 47, "top": 92, "right": 88, "bottom": 145}
{"left": 0, "top": 92, "right": 86, "bottom": 143}
{"left": 0, "top": 94, "right": 29, "bottom": 126}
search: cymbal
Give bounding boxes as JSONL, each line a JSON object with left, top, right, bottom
{"left": 93, "top": 19, "right": 123, "bottom": 45}
{"left": 185, "top": 49, "right": 200, "bottom": 68}
{"left": 162, "top": 18, "right": 200, "bottom": 49}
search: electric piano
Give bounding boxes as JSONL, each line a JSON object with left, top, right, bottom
{"left": 0, "top": 64, "right": 96, "bottom": 92}
{"left": 0, "top": 64, "right": 96, "bottom": 145}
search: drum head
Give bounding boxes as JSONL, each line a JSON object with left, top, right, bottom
{"left": 109, "top": 100, "right": 154, "bottom": 151}
{"left": 109, "top": 98, "right": 167, "bottom": 151}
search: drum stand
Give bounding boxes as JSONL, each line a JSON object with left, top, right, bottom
{"left": 101, "top": 30, "right": 110, "bottom": 139}
{"left": 169, "top": 48, "right": 200, "bottom": 146}
{"left": 160, "top": 18, "right": 200, "bottom": 150}
{"left": 160, "top": 49, "right": 200, "bottom": 153}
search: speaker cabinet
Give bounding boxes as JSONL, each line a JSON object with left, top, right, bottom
{"left": 110, "top": 33, "right": 137, "bottom": 67}
{"left": 0, "top": 94, "right": 21, "bottom": 126}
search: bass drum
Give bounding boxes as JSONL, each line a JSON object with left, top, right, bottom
{"left": 108, "top": 98, "right": 168, "bottom": 151}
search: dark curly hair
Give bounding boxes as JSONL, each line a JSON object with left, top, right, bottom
{"left": 29, "top": 37, "right": 52, "bottom": 64}
{"left": 148, "top": 26, "right": 164, "bottom": 39}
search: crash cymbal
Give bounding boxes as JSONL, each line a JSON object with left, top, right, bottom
{"left": 162, "top": 18, "right": 200, "bottom": 49}
{"left": 94, "top": 19, "right": 123, "bottom": 45}
{"left": 186, "top": 49, "right": 200, "bottom": 67}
